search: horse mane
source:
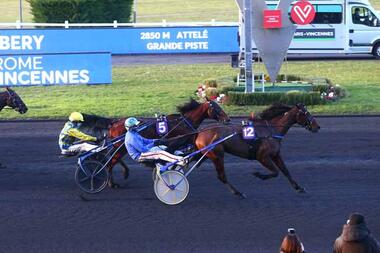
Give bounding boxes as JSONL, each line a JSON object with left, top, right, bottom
{"left": 176, "top": 98, "right": 201, "bottom": 114}
{"left": 255, "top": 103, "right": 293, "bottom": 120}
{"left": 82, "top": 114, "right": 114, "bottom": 129}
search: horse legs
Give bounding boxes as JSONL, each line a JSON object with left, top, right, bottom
{"left": 107, "top": 153, "right": 121, "bottom": 188}
{"left": 208, "top": 151, "right": 246, "bottom": 199}
{"left": 118, "top": 160, "right": 130, "bottom": 180}
{"left": 272, "top": 154, "right": 305, "bottom": 193}
{"left": 106, "top": 148, "right": 130, "bottom": 188}
{"left": 253, "top": 155, "right": 279, "bottom": 180}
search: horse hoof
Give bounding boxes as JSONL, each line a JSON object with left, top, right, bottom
{"left": 236, "top": 192, "right": 247, "bottom": 199}
{"left": 252, "top": 172, "right": 264, "bottom": 180}
{"left": 108, "top": 182, "right": 120, "bottom": 188}
{"left": 79, "top": 195, "right": 89, "bottom": 201}
{"left": 297, "top": 187, "right": 306, "bottom": 193}
{"left": 253, "top": 172, "right": 260, "bottom": 177}
{"left": 111, "top": 183, "right": 120, "bottom": 189}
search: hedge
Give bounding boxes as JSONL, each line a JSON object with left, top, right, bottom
{"left": 227, "top": 91, "right": 325, "bottom": 105}
{"left": 28, "top": 0, "right": 133, "bottom": 23}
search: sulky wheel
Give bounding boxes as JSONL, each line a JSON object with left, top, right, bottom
{"left": 75, "top": 160, "right": 109, "bottom": 194}
{"left": 152, "top": 164, "right": 185, "bottom": 182}
{"left": 154, "top": 170, "right": 189, "bottom": 205}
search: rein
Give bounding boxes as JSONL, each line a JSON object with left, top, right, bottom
{"left": 159, "top": 115, "right": 196, "bottom": 139}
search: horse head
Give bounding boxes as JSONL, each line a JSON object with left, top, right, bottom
{"left": 295, "top": 103, "right": 320, "bottom": 133}
{"left": 177, "top": 98, "right": 230, "bottom": 126}
{"left": 5, "top": 87, "right": 28, "bottom": 114}
{"left": 205, "top": 97, "right": 230, "bottom": 124}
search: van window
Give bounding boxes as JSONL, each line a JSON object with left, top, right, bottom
{"left": 313, "top": 4, "right": 343, "bottom": 24}
{"left": 352, "top": 7, "right": 380, "bottom": 27}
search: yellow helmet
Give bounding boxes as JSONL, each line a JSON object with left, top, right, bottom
{"left": 69, "top": 112, "right": 84, "bottom": 122}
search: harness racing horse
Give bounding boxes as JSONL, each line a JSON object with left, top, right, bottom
{"left": 106, "top": 98, "right": 230, "bottom": 188}
{"left": 193, "top": 103, "right": 320, "bottom": 198}
{"left": 0, "top": 87, "right": 28, "bottom": 168}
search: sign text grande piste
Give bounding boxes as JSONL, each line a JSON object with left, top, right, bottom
{"left": 141, "top": 29, "right": 209, "bottom": 51}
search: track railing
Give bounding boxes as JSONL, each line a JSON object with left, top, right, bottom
{"left": 0, "top": 20, "right": 238, "bottom": 29}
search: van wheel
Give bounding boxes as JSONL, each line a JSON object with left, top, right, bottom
{"left": 373, "top": 43, "right": 380, "bottom": 59}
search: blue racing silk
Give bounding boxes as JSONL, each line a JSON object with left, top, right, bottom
{"left": 124, "top": 129, "right": 156, "bottom": 160}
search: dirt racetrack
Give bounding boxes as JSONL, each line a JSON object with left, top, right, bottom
{"left": 0, "top": 117, "right": 379, "bottom": 253}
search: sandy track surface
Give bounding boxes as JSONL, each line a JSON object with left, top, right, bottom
{"left": 0, "top": 117, "right": 379, "bottom": 252}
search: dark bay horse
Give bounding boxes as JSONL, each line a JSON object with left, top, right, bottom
{"left": 0, "top": 87, "right": 28, "bottom": 114}
{"left": 77, "top": 98, "right": 230, "bottom": 188}
{"left": 0, "top": 87, "right": 28, "bottom": 168}
{"left": 105, "top": 98, "right": 230, "bottom": 187}
{"left": 194, "top": 103, "right": 320, "bottom": 198}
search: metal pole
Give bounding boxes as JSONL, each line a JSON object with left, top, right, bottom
{"left": 133, "top": 0, "right": 137, "bottom": 23}
{"left": 244, "top": 0, "right": 253, "bottom": 93}
{"left": 19, "top": 0, "right": 23, "bottom": 23}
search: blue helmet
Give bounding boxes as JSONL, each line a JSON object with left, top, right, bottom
{"left": 125, "top": 117, "right": 140, "bottom": 129}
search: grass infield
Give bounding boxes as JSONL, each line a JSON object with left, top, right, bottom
{"left": 1, "top": 61, "right": 379, "bottom": 119}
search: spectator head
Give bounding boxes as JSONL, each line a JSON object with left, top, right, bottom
{"left": 280, "top": 228, "right": 304, "bottom": 253}
{"left": 347, "top": 212, "right": 366, "bottom": 225}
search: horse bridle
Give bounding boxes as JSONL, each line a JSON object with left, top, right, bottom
{"left": 6, "top": 89, "right": 21, "bottom": 111}
{"left": 296, "top": 104, "right": 314, "bottom": 130}
{"left": 208, "top": 100, "right": 226, "bottom": 122}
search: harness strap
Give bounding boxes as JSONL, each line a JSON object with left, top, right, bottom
{"left": 160, "top": 115, "right": 195, "bottom": 139}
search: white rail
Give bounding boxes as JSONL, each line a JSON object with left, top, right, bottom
{"left": 0, "top": 20, "right": 238, "bottom": 29}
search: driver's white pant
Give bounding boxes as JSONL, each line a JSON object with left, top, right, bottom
{"left": 138, "top": 146, "right": 185, "bottom": 166}
{"left": 61, "top": 143, "right": 98, "bottom": 155}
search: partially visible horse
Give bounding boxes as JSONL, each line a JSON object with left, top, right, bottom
{"left": 0, "top": 87, "right": 28, "bottom": 168}
{"left": 0, "top": 87, "right": 28, "bottom": 114}
{"left": 193, "top": 103, "right": 320, "bottom": 198}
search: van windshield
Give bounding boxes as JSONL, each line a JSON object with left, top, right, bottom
{"left": 352, "top": 6, "right": 380, "bottom": 27}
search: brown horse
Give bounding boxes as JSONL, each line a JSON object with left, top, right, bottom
{"left": 0, "top": 87, "right": 28, "bottom": 114}
{"left": 105, "top": 98, "right": 230, "bottom": 187}
{"left": 194, "top": 103, "right": 320, "bottom": 198}
{"left": 0, "top": 87, "right": 28, "bottom": 168}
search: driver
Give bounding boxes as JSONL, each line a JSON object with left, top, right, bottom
{"left": 353, "top": 8, "right": 362, "bottom": 24}
{"left": 124, "top": 117, "right": 187, "bottom": 166}
{"left": 59, "top": 112, "right": 99, "bottom": 155}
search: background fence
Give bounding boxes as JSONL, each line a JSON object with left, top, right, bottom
{"left": 1, "top": 0, "right": 379, "bottom": 24}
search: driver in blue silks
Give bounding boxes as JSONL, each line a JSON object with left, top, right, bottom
{"left": 124, "top": 117, "right": 187, "bottom": 166}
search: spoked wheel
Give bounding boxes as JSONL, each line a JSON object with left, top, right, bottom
{"left": 154, "top": 170, "right": 189, "bottom": 205}
{"left": 75, "top": 160, "right": 109, "bottom": 194}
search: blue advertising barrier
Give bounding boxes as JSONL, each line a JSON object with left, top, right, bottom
{"left": 0, "top": 26, "right": 239, "bottom": 55}
{"left": 0, "top": 52, "right": 111, "bottom": 86}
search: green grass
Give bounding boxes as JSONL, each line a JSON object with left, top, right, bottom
{"left": 1, "top": 0, "right": 378, "bottom": 23}
{"left": 0, "top": 0, "right": 33, "bottom": 23}
{"left": 1, "top": 61, "right": 379, "bottom": 119}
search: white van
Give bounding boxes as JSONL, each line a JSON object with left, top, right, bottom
{"left": 237, "top": 0, "right": 380, "bottom": 58}
{"left": 347, "top": 0, "right": 380, "bottom": 57}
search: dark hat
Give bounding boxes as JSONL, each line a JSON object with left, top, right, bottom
{"left": 348, "top": 213, "right": 365, "bottom": 225}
